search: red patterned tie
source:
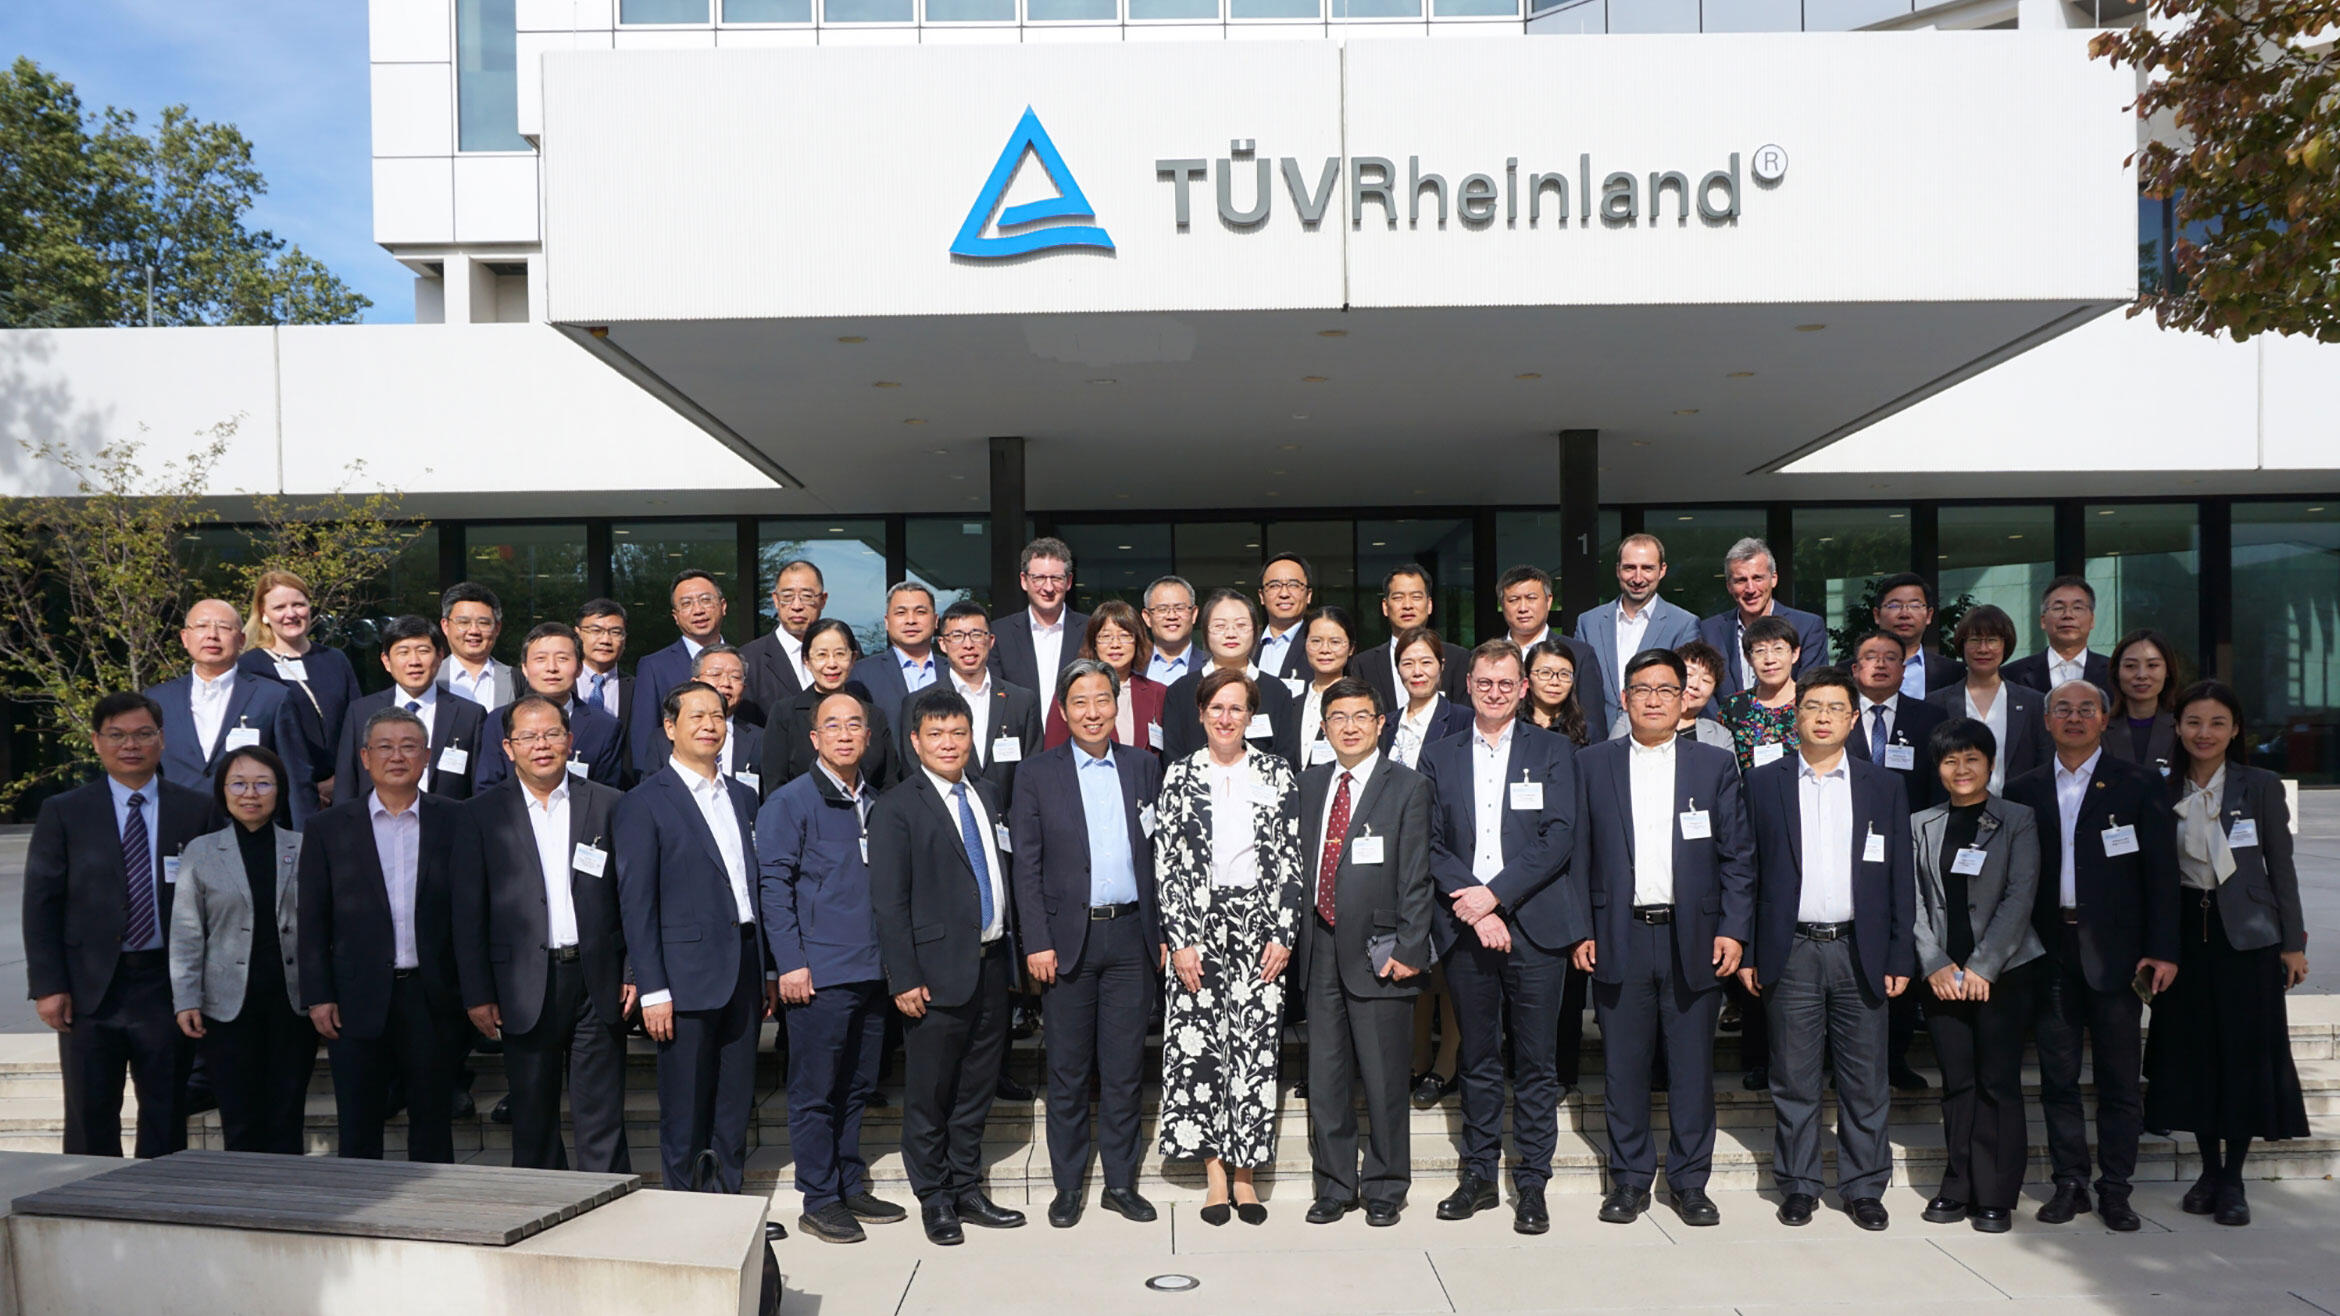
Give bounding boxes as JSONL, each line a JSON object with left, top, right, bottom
{"left": 1316, "top": 771, "right": 1352, "bottom": 926}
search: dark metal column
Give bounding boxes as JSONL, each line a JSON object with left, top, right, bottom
{"left": 2054, "top": 501, "right": 2087, "bottom": 579}
{"left": 1557, "top": 430, "right": 1601, "bottom": 624}
{"left": 1472, "top": 507, "right": 1500, "bottom": 646}
{"left": 989, "top": 437, "right": 1027, "bottom": 617}
{"left": 2198, "top": 498, "right": 2232, "bottom": 681}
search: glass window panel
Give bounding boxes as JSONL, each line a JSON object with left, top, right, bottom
{"left": 724, "top": 0, "right": 810, "bottom": 16}
{"left": 466, "top": 524, "right": 588, "bottom": 666}
{"left": 1801, "top": 0, "right": 1910, "bottom": 26}
{"left": 1130, "top": 0, "right": 1218, "bottom": 18}
{"left": 347, "top": 527, "right": 445, "bottom": 695}
{"left": 1030, "top": 0, "right": 1118, "bottom": 16}
{"left": 1332, "top": 0, "right": 1420, "bottom": 16}
{"left": 1605, "top": 0, "right": 1698, "bottom": 29}
{"left": 1056, "top": 524, "right": 1173, "bottom": 617}
{"left": 924, "top": 0, "right": 1015, "bottom": 19}
{"left": 2233, "top": 502, "right": 2340, "bottom": 783}
{"left": 1698, "top": 0, "right": 1803, "bottom": 28}
{"left": 1937, "top": 505, "right": 2052, "bottom": 660}
{"left": 620, "top": 0, "right": 711, "bottom": 19}
{"left": 1530, "top": 0, "right": 1603, "bottom": 24}
{"left": 825, "top": 0, "right": 917, "bottom": 18}
{"left": 609, "top": 522, "right": 747, "bottom": 664}
{"left": 1265, "top": 520, "right": 1356, "bottom": 631}
{"left": 1176, "top": 522, "right": 1267, "bottom": 607}
{"left": 759, "top": 520, "right": 888, "bottom": 657}
{"left": 1234, "top": 0, "right": 1321, "bottom": 15}
{"left": 456, "top": 0, "right": 528, "bottom": 152}
{"left": 904, "top": 516, "right": 990, "bottom": 620}
{"left": 1791, "top": 506, "right": 1910, "bottom": 655}
{"left": 1433, "top": 0, "right": 1516, "bottom": 16}
{"left": 1493, "top": 509, "right": 1621, "bottom": 617}
{"left": 2085, "top": 502, "right": 2200, "bottom": 666}
{"left": 1358, "top": 519, "right": 1474, "bottom": 649}
{"left": 1641, "top": 508, "right": 1767, "bottom": 623}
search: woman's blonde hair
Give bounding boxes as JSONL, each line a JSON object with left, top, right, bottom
{"left": 245, "top": 570, "right": 314, "bottom": 649}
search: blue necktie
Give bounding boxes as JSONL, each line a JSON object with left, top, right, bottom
{"left": 584, "top": 672, "right": 606, "bottom": 710}
{"left": 1870, "top": 707, "right": 1889, "bottom": 762}
{"left": 954, "top": 782, "right": 994, "bottom": 929}
{"left": 122, "top": 792, "right": 156, "bottom": 950}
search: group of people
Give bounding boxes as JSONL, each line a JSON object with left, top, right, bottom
{"left": 19, "top": 530, "right": 2308, "bottom": 1247}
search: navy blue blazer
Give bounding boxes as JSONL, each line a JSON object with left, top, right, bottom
{"left": 757, "top": 768, "right": 883, "bottom": 989}
{"left": 1571, "top": 736, "right": 1755, "bottom": 991}
{"left": 1417, "top": 720, "right": 1583, "bottom": 956}
{"left": 989, "top": 608, "right": 1090, "bottom": 700}
{"left": 1742, "top": 753, "right": 1917, "bottom": 993}
{"left": 23, "top": 776, "right": 217, "bottom": 1013}
{"left": 867, "top": 769, "right": 1011, "bottom": 1010}
{"left": 473, "top": 696, "right": 626, "bottom": 793}
{"left": 1845, "top": 693, "right": 1949, "bottom": 810}
{"left": 296, "top": 792, "right": 470, "bottom": 1039}
{"left": 335, "top": 688, "right": 486, "bottom": 802}
{"left": 848, "top": 647, "right": 940, "bottom": 745}
{"left": 1008, "top": 743, "right": 1164, "bottom": 975}
{"left": 626, "top": 637, "right": 712, "bottom": 776}
{"left": 2004, "top": 749, "right": 2180, "bottom": 992}
{"left": 1379, "top": 694, "right": 1474, "bottom": 762}
{"left": 613, "top": 764, "right": 764, "bottom": 1013}
{"left": 145, "top": 671, "right": 313, "bottom": 826}
{"left": 1696, "top": 605, "right": 1831, "bottom": 702}
{"left": 236, "top": 646, "right": 362, "bottom": 786}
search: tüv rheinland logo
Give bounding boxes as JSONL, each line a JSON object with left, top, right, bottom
{"left": 950, "top": 107, "right": 1115, "bottom": 260}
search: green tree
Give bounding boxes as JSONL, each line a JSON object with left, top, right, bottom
{"left": 238, "top": 469, "right": 431, "bottom": 648}
{"left": 0, "top": 56, "right": 368, "bottom": 329}
{"left": 2092, "top": 0, "right": 2340, "bottom": 342}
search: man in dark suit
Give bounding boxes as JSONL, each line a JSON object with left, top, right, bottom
{"left": 761, "top": 690, "right": 909, "bottom": 1244}
{"left": 24, "top": 691, "right": 216, "bottom": 1157}
{"left": 147, "top": 598, "right": 311, "bottom": 825}
{"left": 616, "top": 680, "right": 772, "bottom": 1195}
{"left": 2003, "top": 576, "right": 2115, "bottom": 706}
{"left": 989, "top": 537, "right": 1088, "bottom": 698}
{"left": 1354, "top": 564, "right": 1470, "bottom": 708}
{"left": 936, "top": 600, "right": 1045, "bottom": 810}
{"left": 628, "top": 569, "right": 732, "bottom": 776}
{"left": 576, "top": 598, "right": 632, "bottom": 731}
{"left": 1299, "top": 677, "right": 1436, "bottom": 1227}
{"left": 689, "top": 644, "right": 769, "bottom": 801}
{"left": 1574, "top": 539, "right": 1704, "bottom": 733}
{"left": 1573, "top": 650, "right": 1754, "bottom": 1228}
{"left": 1697, "top": 538, "right": 1829, "bottom": 701}
{"left": 1737, "top": 666, "right": 1915, "bottom": 1231}
{"left": 1417, "top": 641, "right": 1580, "bottom": 1235}
{"left": 1873, "top": 573, "right": 1965, "bottom": 696}
{"left": 1492, "top": 565, "right": 1608, "bottom": 720}
{"left": 869, "top": 688, "right": 1028, "bottom": 1245}
{"left": 337, "top": 615, "right": 486, "bottom": 802}
{"left": 452, "top": 695, "right": 632, "bottom": 1174}
{"left": 2003, "top": 678, "right": 2177, "bottom": 1232}
{"left": 298, "top": 705, "right": 473, "bottom": 1161}
{"left": 1010, "top": 659, "right": 1165, "bottom": 1229}
{"left": 1141, "top": 575, "right": 1202, "bottom": 688}
{"left": 851, "top": 583, "right": 943, "bottom": 734}
{"left": 740, "top": 558, "right": 825, "bottom": 729}
{"left": 473, "top": 623, "right": 626, "bottom": 791}
{"left": 1847, "top": 630, "right": 1951, "bottom": 1094}
{"left": 1254, "top": 553, "right": 1315, "bottom": 690}
{"left": 437, "top": 582, "right": 518, "bottom": 711}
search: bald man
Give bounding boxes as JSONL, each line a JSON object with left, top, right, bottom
{"left": 144, "top": 600, "right": 312, "bottom": 825}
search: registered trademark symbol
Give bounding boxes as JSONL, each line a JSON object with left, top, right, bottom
{"left": 1751, "top": 144, "right": 1788, "bottom": 185}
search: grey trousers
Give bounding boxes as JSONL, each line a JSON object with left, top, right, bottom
{"left": 1765, "top": 935, "right": 1894, "bottom": 1203}
{"left": 1305, "top": 919, "right": 1414, "bottom": 1207}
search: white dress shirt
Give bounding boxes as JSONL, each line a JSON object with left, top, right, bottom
{"left": 775, "top": 627, "right": 810, "bottom": 688}
{"left": 953, "top": 671, "right": 994, "bottom": 761}
{"left": 682, "top": 634, "right": 713, "bottom": 662}
{"left": 1391, "top": 696, "right": 1444, "bottom": 769}
{"left": 1964, "top": 684, "right": 2012, "bottom": 794}
{"left": 368, "top": 791, "right": 422, "bottom": 970}
{"left": 2048, "top": 649, "right": 2091, "bottom": 692}
{"left": 924, "top": 767, "right": 1008, "bottom": 943}
{"left": 1146, "top": 644, "right": 1195, "bottom": 687}
{"left": 1511, "top": 625, "right": 1552, "bottom": 655}
{"left": 717, "top": 718, "right": 737, "bottom": 781}
{"left": 1794, "top": 755, "right": 1856, "bottom": 922}
{"left": 1613, "top": 603, "right": 1653, "bottom": 697}
{"left": 189, "top": 668, "right": 236, "bottom": 758}
{"left": 445, "top": 658, "right": 496, "bottom": 708}
{"left": 2053, "top": 748, "right": 2102, "bottom": 908}
{"left": 1469, "top": 720, "right": 1514, "bottom": 883}
{"left": 677, "top": 758, "right": 754, "bottom": 924}
{"left": 1029, "top": 609, "right": 1067, "bottom": 689}
{"left": 1627, "top": 734, "right": 1678, "bottom": 906}
{"left": 523, "top": 780, "right": 580, "bottom": 949}
{"left": 1316, "top": 750, "right": 1381, "bottom": 873}
{"left": 1205, "top": 755, "right": 1261, "bottom": 890}
{"left": 1859, "top": 694, "right": 1897, "bottom": 757}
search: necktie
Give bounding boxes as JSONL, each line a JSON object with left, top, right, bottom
{"left": 585, "top": 672, "right": 606, "bottom": 710}
{"left": 405, "top": 699, "right": 421, "bottom": 714}
{"left": 122, "top": 792, "right": 156, "bottom": 949}
{"left": 1315, "top": 771, "right": 1352, "bottom": 926}
{"left": 953, "top": 782, "right": 995, "bottom": 930}
{"left": 1870, "top": 707, "right": 1889, "bottom": 762}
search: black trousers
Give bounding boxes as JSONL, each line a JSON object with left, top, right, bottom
{"left": 1732, "top": 974, "right": 1770, "bottom": 1074}
{"left": 201, "top": 994, "right": 319, "bottom": 1155}
{"left": 1594, "top": 920, "right": 1727, "bottom": 1193}
{"left": 2036, "top": 927, "right": 2144, "bottom": 1193}
{"left": 1445, "top": 929, "right": 1565, "bottom": 1190}
{"left": 1929, "top": 962, "right": 2036, "bottom": 1211}
{"left": 1042, "top": 915, "right": 1154, "bottom": 1194}
{"left": 785, "top": 979, "right": 887, "bottom": 1212}
{"left": 1553, "top": 961, "right": 1590, "bottom": 1086}
{"left": 505, "top": 951, "right": 631, "bottom": 1174}
{"left": 1304, "top": 916, "right": 1414, "bottom": 1207}
{"left": 1889, "top": 990, "right": 1923, "bottom": 1075}
{"left": 328, "top": 972, "right": 466, "bottom": 1162}
{"left": 60, "top": 951, "right": 188, "bottom": 1159}
{"left": 655, "top": 924, "right": 764, "bottom": 1194}
{"left": 901, "top": 939, "right": 1011, "bottom": 1203}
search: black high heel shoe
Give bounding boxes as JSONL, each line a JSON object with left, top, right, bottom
{"left": 1199, "top": 1201, "right": 1232, "bottom": 1226}
{"left": 1235, "top": 1202, "right": 1267, "bottom": 1226}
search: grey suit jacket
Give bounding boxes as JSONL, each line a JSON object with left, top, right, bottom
{"left": 168, "top": 824, "right": 305, "bottom": 1020}
{"left": 2185, "top": 765, "right": 2303, "bottom": 954}
{"left": 1910, "top": 796, "right": 2045, "bottom": 985}
{"left": 1296, "top": 756, "right": 1435, "bottom": 1000}
{"left": 1574, "top": 596, "right": 1702, "bottom": 731}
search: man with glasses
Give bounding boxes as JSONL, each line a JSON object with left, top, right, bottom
{"left": 1416, "top": 641, "right": 1580, "bottom": 1235}
{"left": 1871, "top": 573, "right": 1964, "bottom": 697}
{"left": 742, "top": 559, "right": 827, "bottom": 728}
{"left": 1141, "top": 576, "right": 1201, "bottom": 688}
{"left": 1574, "top": 537, "right": 1701, "bottom": 733}
{"left": 337, "top": 615, "right": 486, "bottom": 802}
{"left": 1255, "top": 554, "right": 1315, "bottom": 692}
{"left": 934, "top": 600, "right": 1044, "bottom": 809}
{"left": 2005, "top": 576, "right": 2115, "bottom": 708}
{"left": 1355, "top": 564, "right": 1469, "bottom": 712}
{"left": 575, "top": 599, "right": 631, "bottom": 726}
{"left": 1696, "top": 539, "right": 1829, "bottom": 702}
{"left": 629, "top": 569, "right": 732, "bottom": 777}
{"left": 474, "top": 623, "right": 627, "bottom": 792}
{"left": 991, "top": 537, "right": 1088, "bottom": 698}
{"left": 686, "top": 645, "right": 767, "bottom": 802}
{"left": 25, "top": 691, "right": 216, "bottom": 1157}
{"left": 853, "top": 583, "right": 943, "bottom": 739}
{"left": 437, "top": 583, "right": 517, "bottom": 711}
{"left": 2004, "top": 679, "right": 2177, "bottom": 1232}
{"left": 148, "top": 598, "right": 312, "bottom": 825}
{"left": 1737, "top": 667, "right": 1915, "bottom": 1230}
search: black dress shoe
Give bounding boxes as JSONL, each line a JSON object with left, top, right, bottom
{"left": 1847, "top": 1197, "right": 1889, "bottom": 1231}
{"left": 1742, "top": 1066, "right": 1770, "bottom": 1092}
{"left": 1365, "top": 1200, "right": 1402, "bottom": 1227}
{"left": 1236, "top": 1201, "right": 1268, "bottom": 1226}
{"left": 1969, "top": 1207, "right": 2012, "bottom": 1234}
{"left": 2099, "top": 1192, "right": 2141, "bottom": 1232}
{"left": 2181, "top": 1173, "right": 2219, "bottom": 1215}
{"left": 1923, "top": 1195, "right": 1968, "bottom": 1224}
{"left": 1888, "top": 1065, "right": 1932, "bottom": 1093}
{"left": 1306, "top": 1198, "right": 1357, "bottom": 1225}
{"left": 1199, "top": 1201, "right": 1232, "bottom": 1226}
{"left": 1411, "top": 1072, "right": 1454, "bottom": 1107}
{"left": 1513, "top": 1186, "right": 1549, "bottom": 1235}
{"left": 1436, "top": 1175, "right": 1499, "bottom": 1221}
{"left": 956, "top": 1192, "right": 1028, "bottom": 1229}
{"left": 1292, "top": 1081, "right": 1308, "bottom": 1102}
{"left": 864, "top": 1089, "right": 890, "bottom": 1109}
{"left": 1669, "top": 1188, "right": 1720, "bottom": 1227}
{"left": 452, "top": 1090, "right": 476, "bottom": 1121}
{"left": 799, "top": 1203, "right": 866, "bottom": 1244}
{"left": 922, "top": 1199, "right": 964, "bottom": 1246}
{"left": 1776, "top": 1192, "right": 1817, "bottom": 1226}
{"left": 1047, "top": 1190, "right": 1083, "bottom": 1229}
{"left": 489, "top": 1094, "right": 512, "bottom": 1125}
{"left": 1598, "top": 1186, "right": 1651, "bottom": 1224}
{"left": 2213, "top": 1182, "right": 2250, "bottom": 1227}
{"left": 844, "top": 1191, "right": 907, "bottom": 1223}
{"left": 994, "top": 1074, "right": 1036, "bottom": 1102}
{"left": 1102, "top": 1187, "right": 1157, "bottom": 1222}
{"left": 2036, "top": 1183, "right": 2091, "bottom": 1224}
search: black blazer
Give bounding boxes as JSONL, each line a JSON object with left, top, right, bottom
{"left": 2171, "top": 765, "right": 2302, "bottom": 953}
{"left": 296, "top": 793, "right": 470, "bottom": 1039}
{"left": 1159, "top": 666, "right": 1302, "bottom": 773}
{"left": 336, "top": 688, "right": 487, "bottom": 803}
{"left": 2105, "top": 711, "right": 2178, "bottom": 778}
{"left": 1008, "top": 744, "right": 1163, "bottom": 974}
{"left": 2004, "top": 750, "right": 2180, "bottom": 993}
{"left": 1927, "top": 679, "right": 2052, "bottom": 785}
{"left": 1353, "top": 638, "right": 1471, "bottom": 712}
{"left": 1846, "top": 693, "right": 1949, "bottom": 810}
{"left": 989, "top": 608, "right": 1091, "bottom": 700}
{"left": 1572, "top": 737, "right": 1754, "bottom": 993}
{"left": 1742, "top": 754, "right": 1917, "bottom": 994}
{"left": 1417, "top": 722, "right": 1583, "bottom": 956}
{"left": 22, "top": 777, "right": 217, "bottom": 1013}
{"left": 868, "top": 770, "right": 1010, "bottom": 1009}
{"left": 961, "top": 680, "right": 1046, "bottom": 811}
{"left": 1252, "top": 625, "right": 1312, "bottom": 686}
{"left": 474, "top": 697, "right": 625, "bottom": 793}
{"left": 613, "top": 765, "right": 764, "bottom": 1013}
{"left": 1378, "top": 694, "right": 1474, "bottom": 762}
{"left": 237, "top": 646, "right": 363, "bottom": 786}
{"left": 737, "top": 630, "right": 806, "bottom": 729}
{"left": 146, "top": 671, "right": 313, "bottom": 826}
{"left": 1296, "top": 756, "right": 1436, "bottom": 1000}
{"left": 2003, "top": 649, "right": 2115, "bottom": 706}
{"left": 729, "top": 720, "right": 771, "bottom": 803}
{"left": 769, "top": 685, "right": 904, "bottom": 795}
{"left": 452, "top": 777, "right": 626, "bottom": 1036}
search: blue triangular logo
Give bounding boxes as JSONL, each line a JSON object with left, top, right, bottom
{"left": 951, "top": 107, "right": 1115, "bottom": 260}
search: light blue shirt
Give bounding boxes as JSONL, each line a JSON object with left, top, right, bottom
{"left": 895, "top": 646, "right": 938, "bottom": 695}
{"left": 1076, "top": 748, "right": 1140, "bottom": 907}
{"left": 1145, "top": 645, "right": 1194, "bottom": 687}
{"left": 1899, "top": 647, "right": 1929, "bottom": 699}
{"left": 1258, "top": 624, "right": 1299, "bottom": 676}
{"left": 107, "top": 775, "right": 166, "bottom": 952}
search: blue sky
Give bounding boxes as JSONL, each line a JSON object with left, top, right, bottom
{"left": 3, "top": 1, "right": 414, "bottom": 322}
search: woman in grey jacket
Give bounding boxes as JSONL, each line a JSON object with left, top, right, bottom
{"left": 1912, "top": 717, "right": 2046, "bottom": 1234}
{"left": 167, "top": 745, "right": 313, "bottom": 1154}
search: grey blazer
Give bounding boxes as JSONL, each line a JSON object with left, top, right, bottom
{"left": 168, "top": 824, "right": 305, "bottom": 1019}
{"left": 1910, "top": 796, "right": 2046, "bottom": 984}
{"left": 2181, "top": 765, "right": 2303, "bottom": 954}
{"left": 1608, "top": 712, "right": 1735, "bottom": 753}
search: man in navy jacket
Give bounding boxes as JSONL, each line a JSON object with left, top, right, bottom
{"left": 147, "top": 598, "right": 310, "bottom": 825}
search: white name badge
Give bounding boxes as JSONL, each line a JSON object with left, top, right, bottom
{"left": 566, "top": 756, "right": 587, "bottom": 778}
{"left": 572, "top": 843, "right": 609, "bottom": 877}
{"left": 1951, "top": 847, "right": 1988, "bottom": 876}
{"left": 1308, "top": 740, "right": 1336, "bottom": 766}
{"left": 224, "top": 725, "right": 261, "bottom": 752}
{"left": 1247, "top": 714, "right": 1273, "bottom": 741}
{"left": 1884, "top": 744, "right": 1916, "bottom": 771}
{"left": 996, "top": 823, "right": 1013, "bottom": 854}
{"left": 1148, "top": 722, "right": 1166, "bottom": 751}
{"left": 1863, "top": 830, "right": 1886, "bottom": 864}
{"left": 436, "top": 746, "right": 469, "bottom": 777}
{"left": 2228, "top": 818, "right": 2260, "bottom": 849}
{"left": 1509, "top": 780, "right": 1544, "bottom": 811}
{"left": 1349, "top": 834, "right": 1385, "bottom": 866}
{"left": 1139, "top": 805, "right": 1159, "bottom": 837}
{"left": 274, "top": 658, "right": 309, "bottom": 682}
{"left": 162, "top": 857, "right": 180, "bottom": 885}
{"left": 1249, "top": 780, "right": 1283, "bottom": 808}
{"left": 1280, "top": 677, "right": 1305, "bottom": 698}
{"left": 992, "top": 737, "right": 1023, "bottom": 764}
{"left": 1679, "top": 809, "right": 1712, "bottom": 840}
{"left": 734, "top": 770, "right": 760, "bottom": 793}
{"left": 2101, "top": 823, "right": 2140, "bottom": 857}
{"left": 1752, "top": 742, "right": 1786, "bottom": 768}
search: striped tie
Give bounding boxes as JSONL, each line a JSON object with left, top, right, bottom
{"left": 122, "top": 792, "right": 157, "bottom": 949}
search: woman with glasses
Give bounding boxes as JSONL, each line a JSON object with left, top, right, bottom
{"left": 1159, "top": 589, "right": 1301, "bottom": 771}
{"left": 770, "top": 618, "right": 902, "bottom": 791}
{"left": 1519, "top": 639, "right": 1591, "bottom": 748}
{"left": 2106, "top": 629, "right": 2184, "bottom": 778}
{"left": 1716, "top": 616, "right": 1803, "bottom": 774}
{"left": 168, "top": 745, "right": 315, "bottom": 1153}
{"left": 1926, "top": 605, "right": 2049, "bottom": 794}
{"left": 1043, "top": 600, "right": 1167, "bottom": 752}
{"left": 1155, "top": 668, "right": 1305, "bottom": 1225}
{"left": 1295, "top": 605, "right": 1359, "bottom": 766}
{"left": 239, "top": 571, "right": 363, "bottom": 814}
{"left": 1382, "top": 625, "right": 1471, "bottom": 770}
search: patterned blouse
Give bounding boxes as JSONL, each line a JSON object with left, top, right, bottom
{"left": 1718, "top": 689, "right": 1800, "bottom": 773}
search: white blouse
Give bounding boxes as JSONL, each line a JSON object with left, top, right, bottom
{"left": 1204, "top": 754, "right": 1261, "bottom": 890}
